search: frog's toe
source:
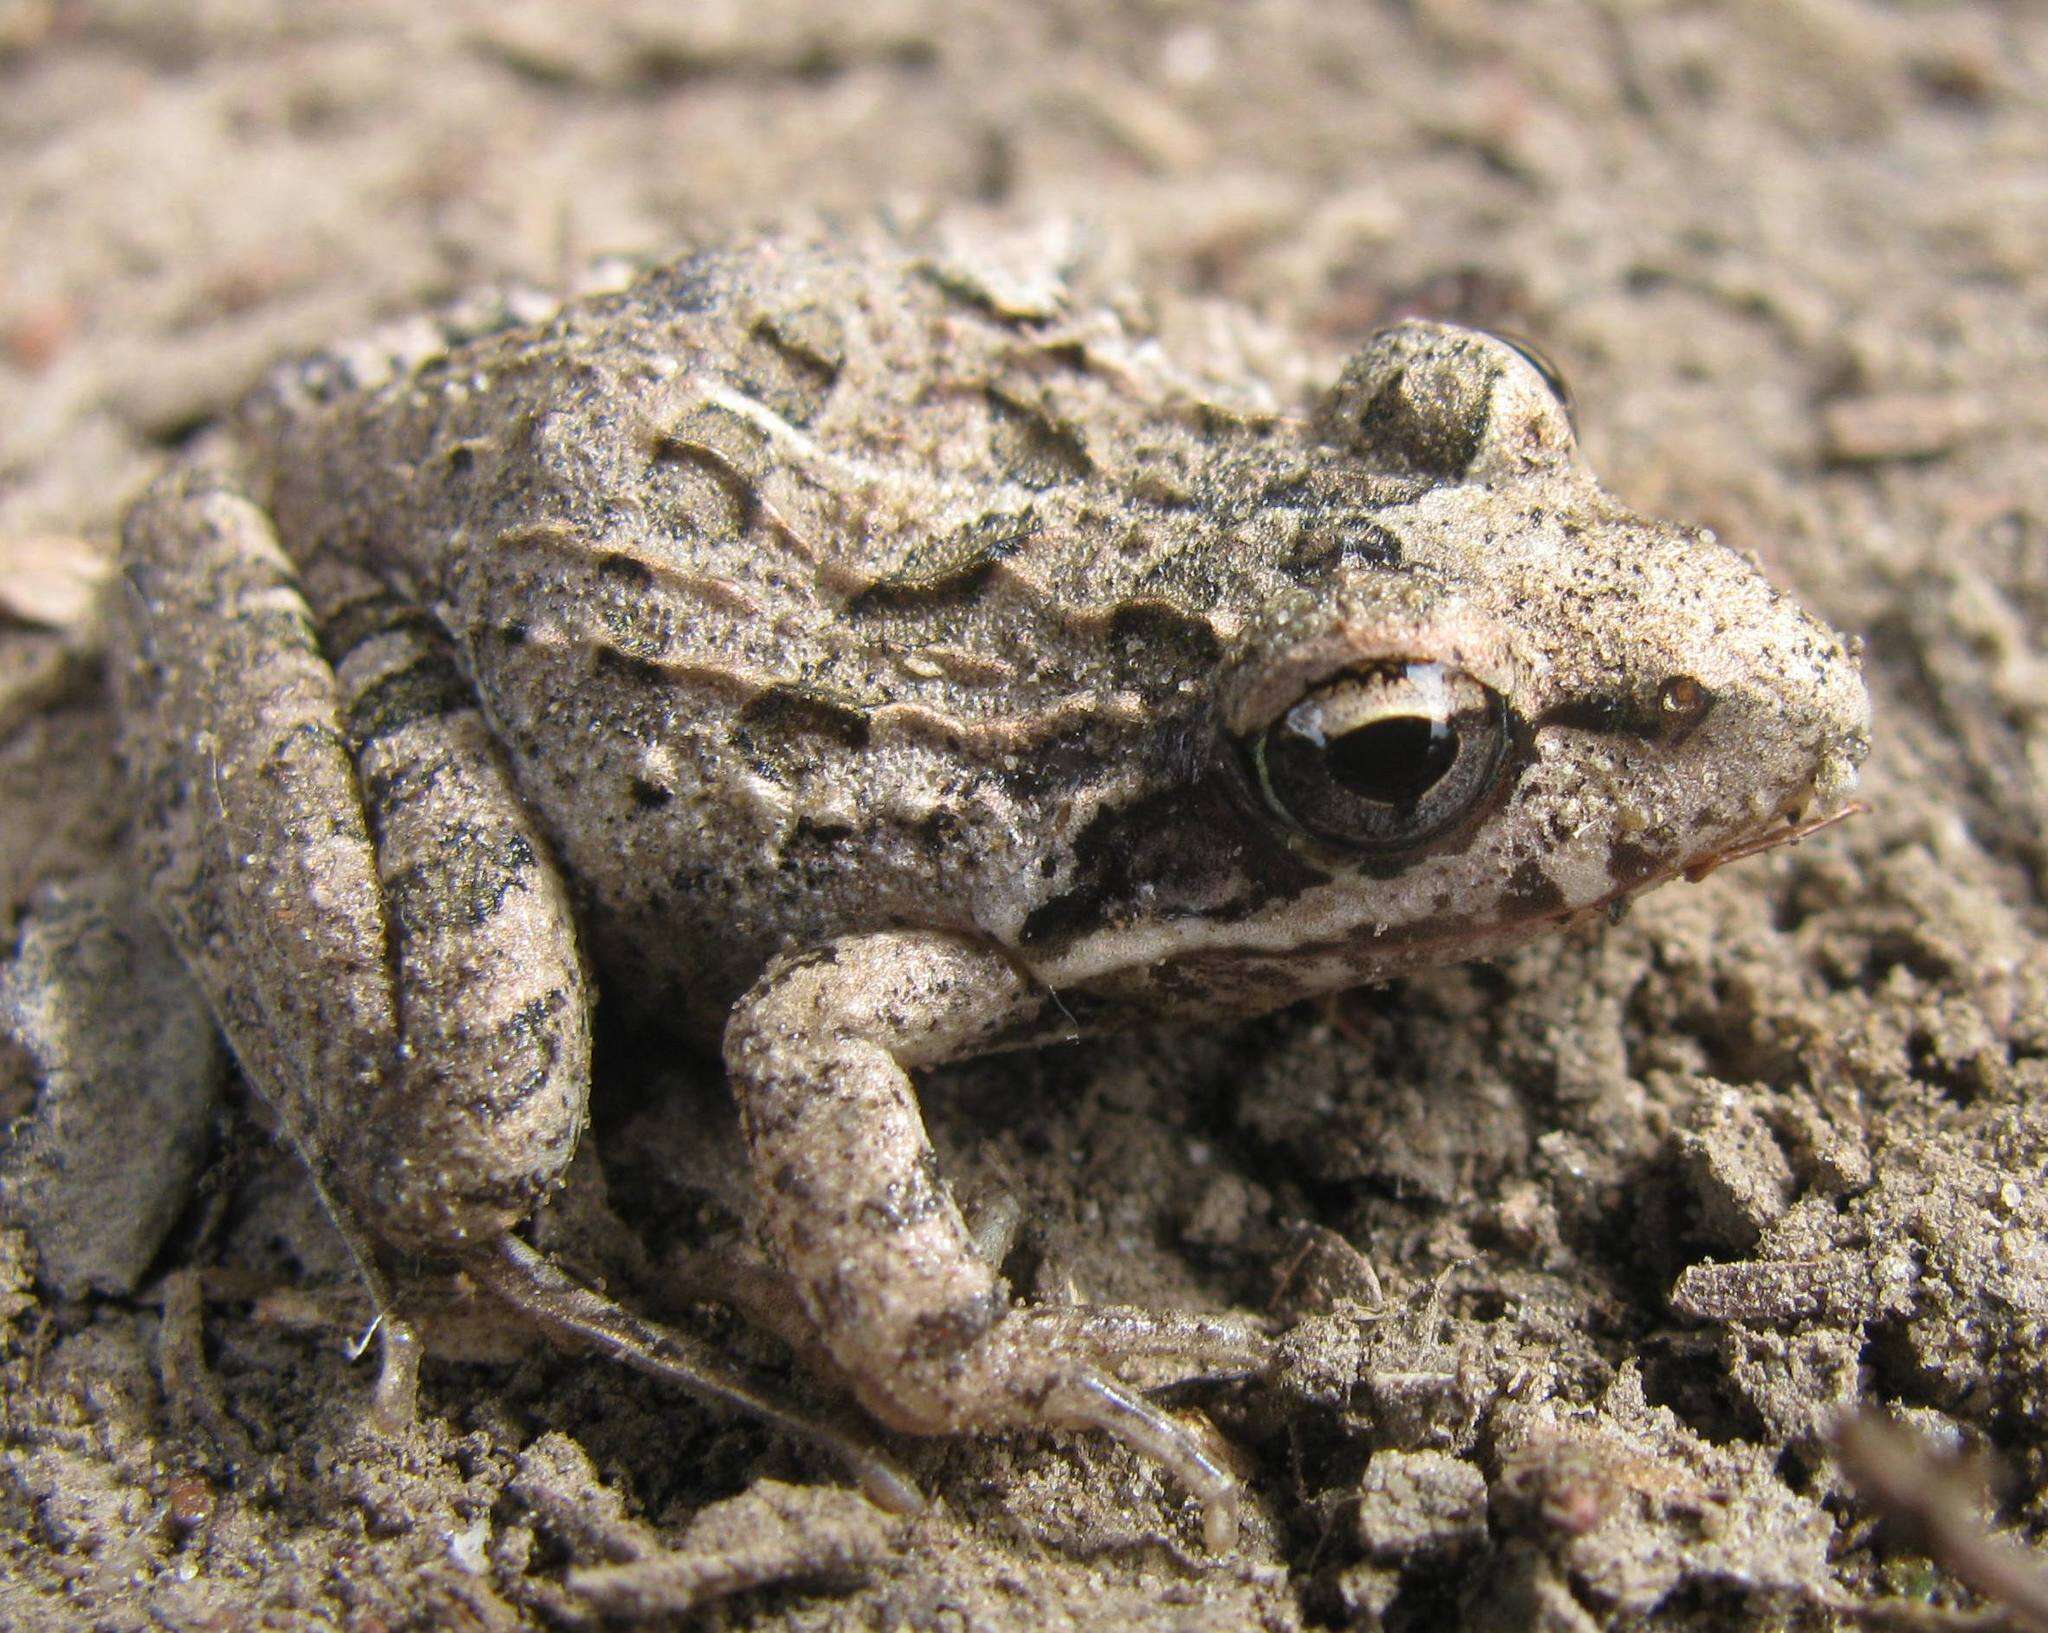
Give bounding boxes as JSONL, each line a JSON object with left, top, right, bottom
{"left": 363, "top": 1314, "right": 422, "bottom": 1433}
{"left": 859, "top": 1327, "right": 1253, "bottom": 1549}
{"left": 1032, "top": 1365, "right": 1245, "bottom": 1550}
{"left": 468, "top": 1236, "right": 921, "bottom": 1516}
{"left": 1011, "top": 1303, "right": 1274, "bottom": 1388}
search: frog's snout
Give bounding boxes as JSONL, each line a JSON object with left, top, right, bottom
{"left": 1689, "top": 601, "right": 1872, "bottom": 845}
{"left": 1588, "top": 615, "right": 1871, "bottom": 901}
{"left": 1772, "top": 622, "right": 1871, "bottom": 821}
{"left": 1809, "top": 693, "right": 1871, "bottom": 814}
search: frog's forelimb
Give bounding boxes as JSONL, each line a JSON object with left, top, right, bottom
{"left": 729, "top": 930, "right": 1261, "bottom": 1548}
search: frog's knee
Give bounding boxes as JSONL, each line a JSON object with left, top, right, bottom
{"left": 350, "top": 1147, "right": 555, "bottom": 1255}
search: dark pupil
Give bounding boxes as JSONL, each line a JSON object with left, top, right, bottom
{"left": 1324, "top": 716, "right": 1457, "bottom": 804}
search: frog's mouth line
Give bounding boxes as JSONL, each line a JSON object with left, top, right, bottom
{"left": 1034, "top": 802, "right": 1869, "bottom": 998}
{"left": 1482, "top": 798, "right": 1871, "bottom": 934}
{"left": 1548, "top": 800, "right": 1871, "bottom": 937}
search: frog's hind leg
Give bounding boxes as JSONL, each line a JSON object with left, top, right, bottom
{"left": 301, "top": 547, "right": 593, "bottom": 1255}
{"left": 116, "top": 473, "right": 911, "bottom": 1506}
{"left": 466, "top": 1236, "right": 922, "bottom": 1515}
{"left": 116, "top": 467, "right": 428, "bottom": 1407}
{"left": 121, "top": 481, "right": 609, "bottom": 1268}
{"left": 310, "top": 549, "right": 917, "bottom": 1507}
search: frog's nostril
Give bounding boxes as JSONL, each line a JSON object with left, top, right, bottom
{"left": 1811, "top": 718, "right": 1872, "bottom": 812}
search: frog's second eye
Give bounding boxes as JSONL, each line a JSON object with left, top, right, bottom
{"left": 1249, "top": 662, "right": 1508, "bottom": 853}
{"left": 1493, "top": 332, "right": 1576, "bottom": 424}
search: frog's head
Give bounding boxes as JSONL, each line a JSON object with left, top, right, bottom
{"left": 1033, "top": 322, "right": 1870, "bottom": 1016}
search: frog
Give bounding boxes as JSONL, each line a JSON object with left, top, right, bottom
{"left": 109, "top": 226, "right": 1870, "bottom": 1550}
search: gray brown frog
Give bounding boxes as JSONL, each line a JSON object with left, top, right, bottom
{"left": 111, "top": 228, "right": 1869, "bottom": 1548}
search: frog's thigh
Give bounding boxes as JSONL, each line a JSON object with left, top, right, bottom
{"left": 726, "top": 931, "right": 1243, "bottom": 1546}
{"left": 304, "top": 553, "right": 591, "bottom": 1250}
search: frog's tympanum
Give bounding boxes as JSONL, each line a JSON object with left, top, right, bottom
{"left": 113, "top": 232, "right": 1869, "bottom": 1546}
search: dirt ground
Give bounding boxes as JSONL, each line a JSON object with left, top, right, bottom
{"left": 2, "top": 2, "right": 2046, "bottom": 1628}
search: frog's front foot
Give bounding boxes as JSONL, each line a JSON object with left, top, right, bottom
{"left": 919, "top": 1325, "right": 1251, "bottom": 1550}
{"left": 727, "top": 930, "right": 1262, "bottom": 1548}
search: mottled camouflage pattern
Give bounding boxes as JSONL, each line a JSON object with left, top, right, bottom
{"left": 111, "top": 229, "right": 1868, "bottom": 1544}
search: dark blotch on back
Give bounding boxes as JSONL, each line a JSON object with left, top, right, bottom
{"left": 751, "top": 306, "right": 846, "bottom": 379}
{"left": 738, "top": 683, "right": 873, "bottom": 750}
{"left": 1284, "top": 518, "right": 1405, "bottom": 581}
{"left": 989, "top": 391, "right": 1093, "bottom": 489}
{"left": 593, "top": 644, "right": 668, "bottom": 689}
{"left": 1106, "top": 598, "right": 1223, "bottom": 673}
{"left": 849, "top": 511, "right": 1035, "bottom": 613}
{"left": 596, "top": 551, "right": 656, "bottom": 589}
{"left": 736, "top": 307, "right": 846, "bottom": 426}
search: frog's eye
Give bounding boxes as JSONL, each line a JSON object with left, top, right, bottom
{"left": 1492, "top": 331, "right": 1575, "bottom": 424}
{"left": 1249, "top": 662, "right": 1509, "bottom": 852}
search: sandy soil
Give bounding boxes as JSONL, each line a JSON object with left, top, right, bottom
{"left": 2, "top": 2, "right": 2045, "bottom": 1628}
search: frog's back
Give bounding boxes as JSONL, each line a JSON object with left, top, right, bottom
{"left": 236, "top": 235, "right": 1347, "bottom": 1032}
